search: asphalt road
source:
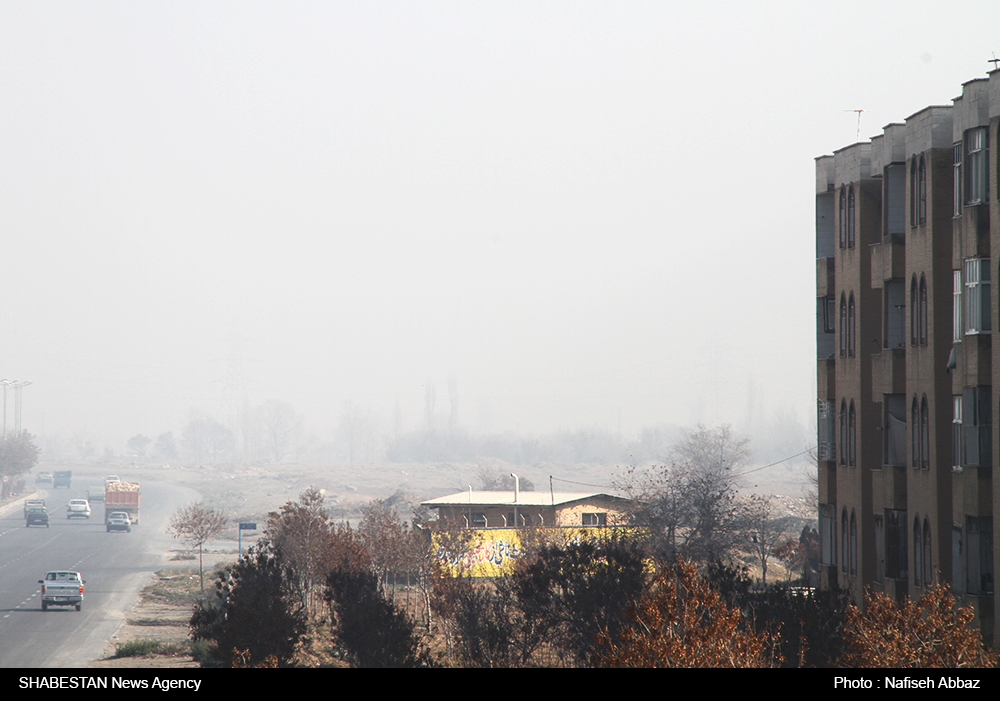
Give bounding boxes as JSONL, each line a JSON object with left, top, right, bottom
{"left": 0, "top": 472, "right": 199, "bottom": 668}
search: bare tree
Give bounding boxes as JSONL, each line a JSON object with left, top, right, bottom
{"left": 266, "top": 487, "right": 332, "bottom": 617}
{"left": 616, "top": 424, "right": 751, "bottom": 562}
{"left": 168, "top": 503, "right": 228, "bottom": 591}
{"left": 258, "top": 399, "right": 304, "bottom": 462}
{"left": 744, "top": 494, "right": 791, "bottom": 586}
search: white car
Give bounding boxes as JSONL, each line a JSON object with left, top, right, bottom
{"left": 66, "top": 499, "right": 92, "bottom": 519}
{"left": 39, "top": 571, "right": 85, "bottom": 611}
{"left": 105, "top": 475, "right": 121, "bottom": 486}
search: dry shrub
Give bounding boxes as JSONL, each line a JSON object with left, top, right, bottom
{"left": 594, "top": 559, "right": 780, "bottom": 668}
{"left": 838, "top": 584, "right": 997, "bottom": 668}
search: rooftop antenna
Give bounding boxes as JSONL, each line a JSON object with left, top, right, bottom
{"left": 845, "top": 109, "right": 865, "bottom": 142}
{"left": 990, "top": 53, "right": 1000, "bottom": 71}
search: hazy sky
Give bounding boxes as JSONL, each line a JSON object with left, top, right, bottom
{"left": 2, "top": 1, "right": 998, "bottom": 447}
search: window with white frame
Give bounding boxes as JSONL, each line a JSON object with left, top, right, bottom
{"left": 953, "top": 269, "right": 962, "bottom": 342}
{"left": 965, "top": 127, "right": 988, "bottom": 205}
{"left": 964, "top": 259, "right": 990, "bottom": 335}
{"left": 953, "top": 395, "right": 963, "bottom": 471}
{"left": 953, "top": 143, "right": 962, "bottom": 216}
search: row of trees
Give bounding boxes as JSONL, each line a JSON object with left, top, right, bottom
{"left": 182, "top": 487, "right": 996, "bottom": 667}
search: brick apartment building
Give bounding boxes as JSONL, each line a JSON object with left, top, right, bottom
{"left": 816, "top": 70, "right": 1000, "bottom": 640}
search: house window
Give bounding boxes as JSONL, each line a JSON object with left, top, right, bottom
{"left": 582, "top": 512, "right": 606, "bottom": 527}
{"left": 965, "top": 127, "right": 988, "bottom": 205}
{"left": 966, "top": 516, "right": 993, "bottom": 595}
{"left": 963, "top": 386, "right": 992, "bottom": 467}
{"left": 953, "top": 270, "right": 963, "bottom": 342}
{"left": 963, "top": 259, "right": 991, "bottom": 335}
{"left": 885, "top": 509, "right": 908, "bottom": 581}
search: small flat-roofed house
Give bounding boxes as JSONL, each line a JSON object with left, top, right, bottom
{"left": 421, "top": 490, "right": 630, "bottom": 530}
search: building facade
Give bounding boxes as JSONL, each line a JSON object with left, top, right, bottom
{"left": 816, "top": 70, "right": 1000, "bottom": 640}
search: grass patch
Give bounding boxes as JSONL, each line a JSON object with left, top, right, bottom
{"left": 126, "top": 617, "right": 188, "bottom": 627}
{"left": 112, "top": 640, "right": 164, "bottom": 658}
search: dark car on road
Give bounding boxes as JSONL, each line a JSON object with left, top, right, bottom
{"left": 26, "top": 507, "right": 50, "bottom": 528}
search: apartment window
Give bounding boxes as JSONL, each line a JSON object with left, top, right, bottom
{"left": 963, "top": 386, "right": 992, "bottom": 467}
{"left": 966, "top": 516, "right": 993, "bottom": 595}
{"left": 953, "top": 395, "right": 963, "bottom": 470}
{"left": 822, "top": 295, "right": 836, "bottom": 334}
{"left": 840, "top": 294, "right": 848, "bottom": 357}
{"left": 884, "top": 279, "right": 905, "bottom": 348}
{"left": 848, "top": 401, "right": 857, "bottom": 467}
{"left": 953, "top": 270, "right": 963, "bottom": 342}
{"left": 847, "top": 186, "right": 856, "bottom": 248}
{"left": 918, "top": 276, "right": 927, "bottom": 346}
{"left": 839, "top": 400, "right": 848, "bottom": 466}
{"left": 841, "top": 509, "right": 849, "bottom": 574}
{"left": 819, "top": 504, "right": 836, "bottom": 567}
{"left": 884, "top": 394, "right": 906, "bottom": 467}
{"left": 914, "top": 516, "right": 923, "bottom": 587}
{"left": 964, "top": 259, "right": 991, "bottom": 335}
{"left": 582, "top": 512, "right": 606, "bottom": 527}
{"left": 953, "top": 526, "right": 964, "bottom": 595}
{"left": 909, "top": 159, "right": 918, "bottom": 227}
{"left": 885, "top": 508, "right": 908, "bottom": 580}
{"left": 910, "top": 277, "right": 918, "bottom": 346}
{"left": 911, "top": 396, "right": 920, "bottom": 468}
{"left": 850, "top": 510, "right": 857, "bottom": 576}
{"left": 918, "top": 156, "right": 927, "bottom": 225}
{"left": 874, "top": 515, "right": 885, "bottom": 583}
{"left": 818, "top": 399, "right": 837, "bottom": 462}
{"left": 848, "top": 294, "right": 856, "bottom": 358}
{"left": 923, "top": 519, "right": 932, "bottom": 586}
{"left": 953, "top": 143, "right": 962, "bottom": 216}
{"left": 839, "top": 186, "right": 847, "bottom": 248}
{"left": 920, "top": 396, "right": 929, "bottom": 470}
{"left": 965, "top": 127, "right": 988, "bottom": 205}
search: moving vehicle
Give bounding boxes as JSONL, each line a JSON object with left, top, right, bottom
{"left": 87, "top": 486, "right": 105, "bottom": 502}
{"left": 38, "top": 571, "right": 85, "bottom": 611}
{"left": 25, "top": 507, "right": 49, "bottom": 528}
{"left": 66, "top": 499, "right": 92, "bottom": 519}
{"left": 105, "top": 481, "right": 140, "bottom": 524}
{"left": 24, "top": 498, "right": 45, "bottom": 516}
{"left": 53, "top": 471, "right": 72, "bottom": 488}
{"left": 35, "top": 471, "right": 53, "bottom": 484}
{"left": 104, "top": 475, "right": 120, "bottom": 486}
{"left": 106, "top": 512, "right": 132, "bottom": 533}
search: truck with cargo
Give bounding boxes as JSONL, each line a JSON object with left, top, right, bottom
{"left": 53, "top": 471, "right": 72, "bottom": 488}
{"left": 104, "top": 481, "right": 140, "bottom": 524}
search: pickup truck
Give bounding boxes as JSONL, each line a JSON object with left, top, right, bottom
{"left": 38, "top": 571, "right": 86, "bottom": 611}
